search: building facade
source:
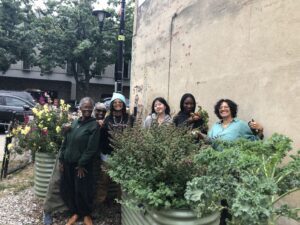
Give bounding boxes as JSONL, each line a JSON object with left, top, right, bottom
{"left": 0, "top": 61, "right": 130, "bottom": 101}
{"left": 130, "top": 1, "right": 300, "bottom": 223}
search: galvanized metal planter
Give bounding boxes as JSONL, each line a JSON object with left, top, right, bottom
{"left": 34, "top": 152, "right": 56, "bottom": 199}
{"left": 122, "top": 204, "right": 219, "bottom": 225}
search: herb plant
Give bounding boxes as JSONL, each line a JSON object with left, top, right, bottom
{"left": 108, "top": 125, "right": 204, "bottom": 209}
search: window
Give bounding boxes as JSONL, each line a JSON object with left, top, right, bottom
{"left": 5, "top": 97, "right": 26, "bottom": 107}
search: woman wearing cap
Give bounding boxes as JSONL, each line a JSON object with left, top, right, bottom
{"left": 99, "top": 93, "right": 134, "bottom": 202}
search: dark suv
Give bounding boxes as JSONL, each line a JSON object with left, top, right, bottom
{"left": 0, "top": 93, "right": 35, "bottom": 127}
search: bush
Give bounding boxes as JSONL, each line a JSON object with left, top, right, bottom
{"left": 10, "top": 100, "right": 70, "bottom": 155}
{"left": 108, "top": 124, "right": 205, "bottom": 209}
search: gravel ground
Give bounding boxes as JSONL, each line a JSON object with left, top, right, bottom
{"left": 0, "top": 187, "right": 121, "bottom": 225}
{"left": 0, "top": 165, "right": 121, "bottom": 225}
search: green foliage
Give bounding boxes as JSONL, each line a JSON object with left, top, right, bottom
{"left": 108, "top": 125, "right": 205, "bottom": 209}
{"left": 0, "top": 0, "right": 37, "bottom": 72}
{"left": 35, "top": 0, "right": 134, "bottom": 95}
{"left": 185, "top": 134, "right": 300, "bottom": 224}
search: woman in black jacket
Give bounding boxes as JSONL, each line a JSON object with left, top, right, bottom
{"left": 173, "top": 93, "right": 208, "bottom": 134}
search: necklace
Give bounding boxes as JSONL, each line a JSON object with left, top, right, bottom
{"left": 113, "top": 116, "right": 123, "bottom": 125}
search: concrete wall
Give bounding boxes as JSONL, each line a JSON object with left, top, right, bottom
{"left": 130, "top": 1, "right": 300, "bottom": 224}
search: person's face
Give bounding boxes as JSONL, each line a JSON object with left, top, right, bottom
{"left": 183, "top": 97, "right": 195, "bottom": 113}
{"left": 154, "top": 100, "right": 166, "bottom": 115}
{"left": 53, "top": 99, "right": 59, "bottom": 106}
{"left": 219, "top": 101, "right": 232, "bottom": 119}
{"left": 94, "top": 108, "right": 106, "bottom": 120}
{"left": 113, "top": 99, "right": 124, "bottom": 111}
{"left": 80, "top": 102, "right": 93, "bottom": 119}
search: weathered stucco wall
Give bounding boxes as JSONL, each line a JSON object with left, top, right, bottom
{"left": 130, "top": 0, "right": 300, "bottom": 224}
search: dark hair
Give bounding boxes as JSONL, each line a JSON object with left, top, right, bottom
{"left": 214, "top": 99, "right": 238, "bottom": 119}
{"left": 151, "top": 97, "right": 170, "bottom": 115}
{"left": 110, "top": 99, "right": 127, "bottom": 114}
{"left": 180, "top": 93, "right": 196, "bottom": 113}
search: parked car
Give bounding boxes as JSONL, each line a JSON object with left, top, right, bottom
{"left": 0, "top": 93, "right": 35, "bottom": 128}
{"left": 0, "top": 90, "right": 36, "bottom": 105}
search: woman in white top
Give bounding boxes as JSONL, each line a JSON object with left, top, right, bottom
{"left": 144, "top": 97, "right": 172, "bottom": 128}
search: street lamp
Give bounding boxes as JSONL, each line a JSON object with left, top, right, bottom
{"left": 92, "top": 7, "right": 111, "bottom": 32}
{"left": 93, "top": 0, "right": 126, "bottom": 94}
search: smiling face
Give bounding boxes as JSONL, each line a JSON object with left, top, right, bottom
{"left": 154, "top": 100, "right": 166, "bottom": 115}
{"left": 112, "top": 99, "right": 124, "bottom": 111}
{"left": 80, "top": 101, "right": 93, "bottom": 119}
{"left": 183, "top": 97, "right": 195, "bottom": 114}
{"left": 219, "top": 101, "right": 232, "bottom": 119}
{"left": 94, "top": 108, "right": 106, "bottom": 120}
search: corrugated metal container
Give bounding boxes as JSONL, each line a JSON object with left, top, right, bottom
{"left": 122, "top": 205, "right": 219, "bottom": 225}
{"left": 146, "top": 209, "right": 219, "bottom": 225}
{"left": 34, "top": 152, "right": 56, "bottom": 199}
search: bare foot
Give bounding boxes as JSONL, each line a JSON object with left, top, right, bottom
{"left": 66, "top": 214, "right": 79, "bottom": 225}
{"left": 83, "top": 215, "right": 94, "bottom": 225}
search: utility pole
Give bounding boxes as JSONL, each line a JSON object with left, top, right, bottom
{"left": 115, "top": 0, "right": 126, "bottom": 93}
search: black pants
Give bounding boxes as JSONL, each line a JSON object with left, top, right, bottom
{"left": 60, "top": 162, "right": 95, "bottom": 217}
{"left": 220, "top": 199, "right": 232, "bottom": 225}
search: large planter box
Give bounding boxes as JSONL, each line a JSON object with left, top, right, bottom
{"left": 34, "top": 152, "right": 56, "bottom": 199}
{"left": 122, "top": 203, "right": 219, "bottom": 225}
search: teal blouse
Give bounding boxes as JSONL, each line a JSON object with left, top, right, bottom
{"left": 208, "top": 118, "right": 258, "bottom": 141}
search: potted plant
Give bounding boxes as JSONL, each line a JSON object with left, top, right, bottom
{"left": 10, "top": 100, "right": 70, "bottom": 198}
{"left": 107, "top": 125, "right": 219, "bottom": 225}
{"left": 185, "top": 134, "right": 300, "bottom": 225}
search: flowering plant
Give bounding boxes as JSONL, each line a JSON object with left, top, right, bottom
{"left": 10, "top": 100, "right": 71, "bottom": 154}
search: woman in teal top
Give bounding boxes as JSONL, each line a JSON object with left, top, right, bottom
{"left": 208, "top": 99, "right": 264, "bottom": 141}
{"left": 208, "top": 98, "right": 264, "bottom": 225}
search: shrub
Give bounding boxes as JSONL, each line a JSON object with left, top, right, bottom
{"left": 108, "top": 124, "right": 205, "bottom": 209}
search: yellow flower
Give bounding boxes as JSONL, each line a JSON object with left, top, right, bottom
{"left": 21, "top": 126, "right": 31, "bottom": 135}
{"left": 7, "top": 143, "right": 14, "bottom": 150}
{"left": 38, "top": 123, "right": 43, "bottom": 128}
{"left": 32, "top": 107, "right": 38, "bottom": 115}
{"left": 43, "top": 104, "right": 49, "bottom": 113}
{"left": 60, "top": 99, "right": 65, "bottom": 105}
{"left": 36, "top": 111, "right": 43, "bottom": 118}
{"left": 56, "top": 126, "right": 61, "bottom": 133}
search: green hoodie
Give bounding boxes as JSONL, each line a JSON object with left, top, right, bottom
{"left": 59, "top": 117, "right": 100, "bottom": 167}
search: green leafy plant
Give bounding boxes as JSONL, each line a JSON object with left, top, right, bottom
{"left": 108, "top": 125, "right": 205, "bottom": 209}
{"left": 185, "top": 134, "right": 300, "bottom": 225}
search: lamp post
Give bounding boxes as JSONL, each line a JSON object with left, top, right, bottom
{"left": 93, "top": 0, "right": 126, "bottom": 93}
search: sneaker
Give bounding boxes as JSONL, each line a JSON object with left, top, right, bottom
{"left": 43, "top": 212, "right": 53, "bottom": 225}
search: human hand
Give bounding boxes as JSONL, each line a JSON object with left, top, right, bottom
{"left": 190, "top": 112, "right": 201, "bottom": 122}
{"left": 249, "top": 120, "right": 264, "bottom": 133}
{"left": 76, "top": 166, "right": 88, "bottom": 178}
{"left": 97, "top": 120, "right": 104, "bottom": 127}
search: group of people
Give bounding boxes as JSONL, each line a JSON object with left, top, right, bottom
{"left": 43, "top": 92, "right": 264, "bottom": 225}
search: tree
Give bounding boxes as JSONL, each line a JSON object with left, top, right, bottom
{"left": 36, "top": 0, "right": 134, "bottom": 96}
{"left": 0, "top": 0, "right": 36, "bottom": 73}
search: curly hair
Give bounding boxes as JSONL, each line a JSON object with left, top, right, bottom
{"left": 214, "top": 99, "right": 238, "bottom": 119}
{"left": 151, "top": 97, "right": 170, "bottom": 115}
